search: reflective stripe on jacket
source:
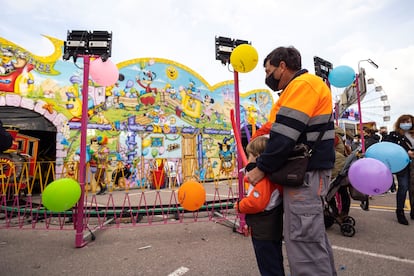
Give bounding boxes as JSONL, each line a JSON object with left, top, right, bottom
{"left": 256, "top": 71, "right": 335, "bottom": 173}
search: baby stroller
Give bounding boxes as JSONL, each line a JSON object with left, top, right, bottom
{"left": 324, "top": 147, "right": 367, "bottom": 237}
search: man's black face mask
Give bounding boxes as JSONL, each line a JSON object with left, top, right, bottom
{"left": 265, "top": 73, "right": 279, "bottom": 91}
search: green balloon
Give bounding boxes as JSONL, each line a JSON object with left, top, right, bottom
{"left": 42, "top": 178, "right": 81, "bottom": 212}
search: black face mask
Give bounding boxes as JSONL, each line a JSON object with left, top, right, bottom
{"left": 265, "top": 74, "right": 279, "bottom": 91}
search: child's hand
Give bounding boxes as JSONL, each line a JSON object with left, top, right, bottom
{"left": 233, "top": 201, "right": 238, "bottom": 211}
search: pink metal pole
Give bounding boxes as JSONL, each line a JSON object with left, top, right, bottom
{"left": 355, "top": 74, "right": 365, "bottom": 153}
{"left": 233, "top": 70, "right": 246, "bottom": 233}
{"left": 75, "top": 55, "right": 90, "bottom": 248}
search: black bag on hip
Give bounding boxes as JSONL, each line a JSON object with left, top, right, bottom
{"left": 268, "top": 143, "right": 310, "bottom": 187}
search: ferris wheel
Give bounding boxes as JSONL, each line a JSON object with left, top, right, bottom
{"left": 335, "top": 75, "right": 391, "bottom": 130}
{"left": 313, "top": 56, "right": 391, "bottom": 131}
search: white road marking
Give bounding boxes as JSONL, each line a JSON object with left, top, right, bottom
{"left": 168, "top": 266, "right": 189, "bottom": 276}
{"left": 332, "top": 245, "right": 414, "bottom": 265}
{"left": 334, "top": 204, "right": 414, "bottom": 264}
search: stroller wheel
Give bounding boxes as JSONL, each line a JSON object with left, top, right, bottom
{"left": 343, "top": 216, "right": 356, "bottom": 226}
{"left": 340, "top": 223, "right": 355, "bottom": 237}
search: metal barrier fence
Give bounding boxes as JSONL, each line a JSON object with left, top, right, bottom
{"left": 0, "top": 159, "right": 243, "bottom": 247}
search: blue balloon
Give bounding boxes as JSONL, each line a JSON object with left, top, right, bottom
{"left": 365, "top": 142, "right": 410, "bottom": 173}
{"left": 328, "top": 65, "right": 355, "bottom": 88}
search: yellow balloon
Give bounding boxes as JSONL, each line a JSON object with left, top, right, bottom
{"left": 230, "top": 44, "right": 258, "bottom": 73}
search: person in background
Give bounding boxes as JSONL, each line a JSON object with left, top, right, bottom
{"left": 246, "top": 46, "right": 336, "bottom": 276}
{"left": 331, "top": 126, "right": 351, "bottom": 221}
{"left": 0, "top": 120, "right": 13, "bottom": 152}
{"left": 351, "top": 134, "right": 362, "bottom": 151}
{"left": 383, "top": 114, "right": 414, "bottom": 225}
{"left": 359, "top": 127, "right": 380, "bottom": 211}
{"left": 235, "top": 135, "right": 285, "bottom": 276}
{"left": 363, "top": 127, "right": 380, "bottom": 149}
{"left": 379, "top": 126, "right": 388, "bottom": 141}
{"left": 379, "top": 126, "right": 397, "bottom": 193}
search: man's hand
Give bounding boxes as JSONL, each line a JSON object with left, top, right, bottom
{"left": 244, "top": 167, "right": 265, "bottom": 186}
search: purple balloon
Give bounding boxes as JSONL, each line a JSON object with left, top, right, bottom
{"left": 348, "top": 158, "right": 393, "bottom": 196}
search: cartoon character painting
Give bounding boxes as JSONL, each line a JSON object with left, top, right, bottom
{"left": 0, "top": 48, "right": 34, "bottom": 93}
{"left": 136, "top": 70, "right": 158, "bottom": 105}
{"left": 218, "top": 136, "right": 234, "bottom": 175}
{"left": 0, "top": 35, "right": 274, "bottom": 182}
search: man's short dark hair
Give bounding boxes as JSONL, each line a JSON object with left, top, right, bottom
{"left": 263, "top": 46, "right": 302, "bottom": 71}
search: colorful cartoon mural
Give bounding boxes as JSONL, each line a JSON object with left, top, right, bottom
{"left": 0, "top": 35, "right": 274, "bottom": 185}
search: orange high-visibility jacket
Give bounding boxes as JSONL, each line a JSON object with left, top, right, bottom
{"left": 255, "top": 70, "right": 335, "bottom": 173}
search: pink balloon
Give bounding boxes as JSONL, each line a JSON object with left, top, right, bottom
{"left": 348, "top": 158, "right": 393, "bottom": 196}
{"left": 89, "top": 57, "right": 119, "bottom": 87}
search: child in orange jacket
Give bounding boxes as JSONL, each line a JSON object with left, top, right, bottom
{"left": 234, "top": 136, "right": 285, "bottom": 276}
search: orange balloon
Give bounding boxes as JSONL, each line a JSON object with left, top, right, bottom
{"left": 178, "top": 181, "right": 206, "bottom": 211}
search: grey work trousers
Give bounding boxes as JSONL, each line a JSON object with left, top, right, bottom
{"left": 283, "top": 169, "right": 337, "bottom": 276}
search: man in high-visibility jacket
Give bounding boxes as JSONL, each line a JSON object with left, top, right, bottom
{"left": 245, "top": 46, "right": 337, "bottom": 276}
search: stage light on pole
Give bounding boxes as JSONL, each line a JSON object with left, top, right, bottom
{"left": 215, "top": 36, "right": 251, "bottom": 66}
{"left": 63, "top": 30, "right": 112, "bottom": 62}
{"left": 63, "top": 30, "right": 112, "bottom": 248}
{"left": 215, "top": 35, "right": 251, "bottom": 236}
{"left": 313, "top": 56, "right": 333, "bottom": 84}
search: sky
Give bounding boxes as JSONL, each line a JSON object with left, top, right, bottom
{"left": 2, "top": 0, "right": 414, "bottom": 130}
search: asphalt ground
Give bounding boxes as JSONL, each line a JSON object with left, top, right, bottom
{"left": 0, "top": 192, "right": 413, "bottom": 276}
